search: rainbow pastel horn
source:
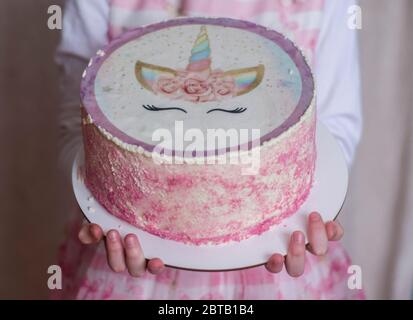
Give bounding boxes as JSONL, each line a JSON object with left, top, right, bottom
{"left": 186, "top": 26, "right": 211, "bottom": 73}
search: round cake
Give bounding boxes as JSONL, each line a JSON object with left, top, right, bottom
{"left": 80, "top": 17, "right": 316, "bottom": 245}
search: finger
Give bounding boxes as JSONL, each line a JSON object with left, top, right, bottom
{"left": 147, "top": 258, "right": 165, "bottom": 275}
{"left": 307, "top": 212, "right": 328, "bottom": 256}
{"left": 265, "top": 254, "right": 284, "bottom": 273}
{"left": 78, "top": 223, "right": 103, "bottom": 244}
{"left": 105, "top": 230, "right": 127, "bottom": 273}
{"left": 124, "top": 234, "right": 146, "bottom": 277}
{"left": 326, "top": 221, "right": 344, "bottom": 241}
{"left": 285, "top": 231, "right": 306, "bottom": 277}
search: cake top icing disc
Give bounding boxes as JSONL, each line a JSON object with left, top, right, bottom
{"left": 81, "top": 17, "right": 314, "bottom": 157}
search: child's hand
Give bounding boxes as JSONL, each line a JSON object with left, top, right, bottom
{"left": 78, "top": 224, "right": 165, "bottom": 277}
{"left": 265, "top": 212, "right": 344, "bottom": 277}
{"left": 78, "top": 212, "right": 341, "bottom": 277}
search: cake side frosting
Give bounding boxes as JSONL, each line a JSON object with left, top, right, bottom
{"left": 82, "top": 100, "right": 316, "bottom": 245}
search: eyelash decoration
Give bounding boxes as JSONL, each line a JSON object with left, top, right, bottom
{"left": 206, "top": 107, "right": 247, "bottom": 114}
{"left": 142, "top": 104, "right": 187, "bottom": 113}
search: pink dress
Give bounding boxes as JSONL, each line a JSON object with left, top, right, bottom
{"left": 54, "top": 0, "right": 365, "bottom": 300}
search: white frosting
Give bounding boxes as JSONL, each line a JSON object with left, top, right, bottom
{"left": 94, "top": 24, "right": 302, "bottom": 151}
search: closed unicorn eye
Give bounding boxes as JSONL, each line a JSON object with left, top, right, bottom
{"left": 206, "top": 107, "right": 247, "bottom": 114}
{"left": 142, "top": 104, "right": 187, "bottom": 113}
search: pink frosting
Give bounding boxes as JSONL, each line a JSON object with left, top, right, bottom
{"left": 152, "top": 70, "right": 236, "bottom": 102}
{"left": 82, "top": 104, "right": 316, "bottom": 245}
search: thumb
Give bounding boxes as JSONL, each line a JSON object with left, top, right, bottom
{"left": 78, "top": 223, "right": 104, "bottom": 244}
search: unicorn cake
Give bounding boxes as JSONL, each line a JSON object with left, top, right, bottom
{"left": 80, "top": 18, "right": 316, "bottom": 245}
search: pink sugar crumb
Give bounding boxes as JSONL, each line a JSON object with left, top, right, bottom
{"left": 225, "top": 221, "right": 242, "bottom": 230}
{"left": 150, "top": 201, "right": 167, "bottom": 213}
{"left": 167, "top": 175, "right": 194, "bottom": 188}
{"left": 277, "top": 153, "right": 290, "bottom": 166}
{"left": 143, "top": 211, "right": 158, "bottom": 224}
{"left": 142, "top": 170, "right": 159, "bottom": 183}
{"left": 229, "top": 198, "right": 242, "bottom": 209}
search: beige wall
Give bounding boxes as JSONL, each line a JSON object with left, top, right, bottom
{"left": 0, "top": 0, "right": 412, "bottom": 299}
{"left": 0, "top": 0, "right": 63, "bottom": 299}
{"left": 341, "top": 0, "right": 413, "bottom": 299}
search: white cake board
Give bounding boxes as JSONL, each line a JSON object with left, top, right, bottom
{"left": 72, "top": 122, "right": 348, "bottom": 271}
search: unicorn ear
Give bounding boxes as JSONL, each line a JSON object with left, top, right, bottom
{"left": 135, "top": 61, "right": 177, "bottom": 92}
{"left": 223, "top": 64, "right": 265, "bottom": 96}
